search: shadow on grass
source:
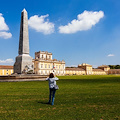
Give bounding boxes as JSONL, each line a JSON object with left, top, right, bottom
{"left": 37, "top": 101, "right": 51, "bottom": 105}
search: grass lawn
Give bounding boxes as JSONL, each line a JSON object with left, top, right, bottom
{"left": 0, "top": 75, "right": 120, "bottom": 120}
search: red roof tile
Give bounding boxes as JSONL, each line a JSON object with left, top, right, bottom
{"left": 0, "top": 65, "right": 13, "bottom": 69}
{"left": 65, "top": 67, "right": 85, "bottom": 71}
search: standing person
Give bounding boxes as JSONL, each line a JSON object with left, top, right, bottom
{"left": 46, "top": 73, "right": 59, "bottom": 105}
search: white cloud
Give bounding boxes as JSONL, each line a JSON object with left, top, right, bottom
{"left": 0, "top": 13, "right": 12, "bottom": 39}
{"left": 0, "top": 32, "right": 12, "bottom": 39}
{"left": 59, "top": 10, "right": 104, "bottom": 34}
{"left": 28, "top": 14, "right": 54, "bottom": 34}
{"left": 0, "top": 13, "right": 9, "bottom": 31}
{"left": 0, "top": 59, "right": 14, "bottom": 64}
{"left": 107, "top": 54, "right": 115, "bottom": 57}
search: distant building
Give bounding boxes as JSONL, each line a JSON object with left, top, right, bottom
{"left": 108, "top": 69, "right": 120, "bottom": 74}
{"left": 98, "top": 65, "right": 110, "bottom": 74}
{"left": 2, "top": 59, "right": 120, "bottom": 76}
{"left": 65, "top": 63, "right": 109, "bottom": 75}
{"left": 2, "top": 63, "right": 120, "bottom": 76}
{"left": 0, "top": 65, "right": 13, "bottom": 76}
{"left": 92, "top": 68, "right": 106, "bottom": 75}
{"left": 65, "top": 67, "right": 85, "bottom": 75}
{"left": 78, "top": 63, "right": 93, "bottom": 75}
{"left": 33, "top": 51, "right": 65, "bottom": 76}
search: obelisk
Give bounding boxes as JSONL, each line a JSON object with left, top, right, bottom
{"left": 14, "top": 9, "right": 33, "bottom": 74}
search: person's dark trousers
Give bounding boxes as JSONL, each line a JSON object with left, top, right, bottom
{"left": 48, "top": 88, "right": 56, "bottom": 105}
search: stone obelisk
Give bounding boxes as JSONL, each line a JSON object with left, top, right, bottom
{"left": 14, "top": 9, "right": 33, "bottom": 74}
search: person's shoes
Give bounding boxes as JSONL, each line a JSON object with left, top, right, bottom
{"left": 51, "top": 102, "right": 54, "bottom": 105}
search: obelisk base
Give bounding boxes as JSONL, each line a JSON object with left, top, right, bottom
{"left": 14, "top": 54, "right": 33, "bottom": 74}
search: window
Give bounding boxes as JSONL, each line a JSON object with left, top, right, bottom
{"left": 45, "top": 64, "right": 47, "bottom": 68}
{"left": 41, "top": 64, "right": 43, "bottom": 68}
{"left": 49, "top": 64, "right": 50, "bottom": 68}
{"left": 44, "top": 55, "right": 46, "bottom": 59}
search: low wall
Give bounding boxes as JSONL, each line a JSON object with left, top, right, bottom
{"left": 0, "top": 74, "right": 48, "bottom": 80}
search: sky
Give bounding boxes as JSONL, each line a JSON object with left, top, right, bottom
{"left": 0, "top": 0, "right": 120, "bottom": 67}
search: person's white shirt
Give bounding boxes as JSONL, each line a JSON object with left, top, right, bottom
{"left": 46, "top": 77, "right": 59, "bottom": 89}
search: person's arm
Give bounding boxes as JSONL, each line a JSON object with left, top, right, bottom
{"left": 46, "top": 77, "right": 49, "bottom": 81}
{"left": 54, "top": 77, "right": 59, "bottom": 80}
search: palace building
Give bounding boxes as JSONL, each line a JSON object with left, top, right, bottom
{"left": 33, "top": 51, "right": 65, "bottom": 76}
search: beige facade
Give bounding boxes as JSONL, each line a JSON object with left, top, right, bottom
{"left": 92, "top": 69, "right": 106, "bottom": 75}
{"left": 78, "top": 63, "right": 93, "bottom": 75}
{"left": 98, "top": 65, "right": 110, "bottom": 74}
{"left": 65, "top": 63, "right": 109, "bottom": 75}
{"left": 66, "top": 67, "right": 85, "bottom": 75}
{"left": 0, "top": 65, "right": 13, "bottom": 76}
{"left": 34, "top": 51, "right": 65, "bottom": 76}
{"left": 2, "top": 63, "right": 120, "bottom": 76}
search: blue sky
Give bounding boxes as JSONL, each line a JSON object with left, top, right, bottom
{"left": 0, "top": 0, "right": 120, "bottom": 67}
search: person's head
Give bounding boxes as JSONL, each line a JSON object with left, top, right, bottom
{"left": 49, "top": 73, "right": 54, "bottom": 78}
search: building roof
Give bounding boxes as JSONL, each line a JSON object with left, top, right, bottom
{"left": 109, "top": 69, "right": 120, "bottom": 72}
{"left": 78, "top": 63, "right": 92, "bottom": 67}
{"left": 92, "top": 69, "right": 104, "bottom": 72}
{"left": 34, "top": 59, "right": 65, "bottom": 63}
{"left": 35, "top": 51, "right": 52, "bottom": 55}
{"left": 0, "top": 65, "right": 13, "bottom": 69}
{"left": 98, "top": 65, "right": 110, "bottom": 68}
{"left": 65, "top": 67, "right": 85, "bottom": 71}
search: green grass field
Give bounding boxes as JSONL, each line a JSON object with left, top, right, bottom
{"left": 0, "top": 75, "right": 120, "bottom": 120}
